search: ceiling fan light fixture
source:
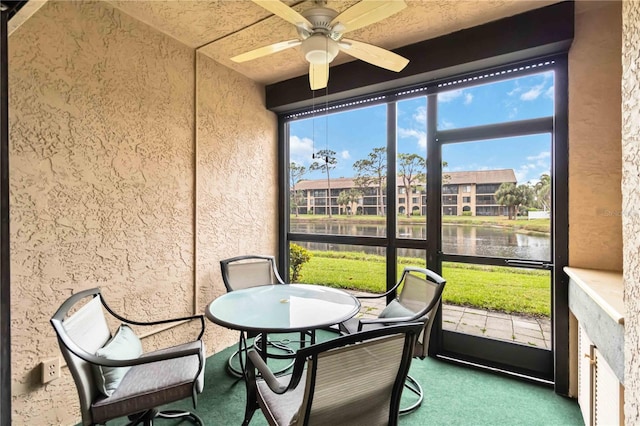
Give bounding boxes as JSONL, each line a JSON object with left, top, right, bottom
{"left": 302, "top": 35, "right": 338, "bottom": 64}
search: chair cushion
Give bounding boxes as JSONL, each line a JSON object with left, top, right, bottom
{"left": 93, "top": 324, "right": 143, "bottom": 397}
{"left": 91, "top": 340, "right": 205, "bottom": 424}
{"left": 378, "top": 300, "right": 415, "bottom": 319}
{"left": 257, "top": 373, "right": 307, "bottom": 425}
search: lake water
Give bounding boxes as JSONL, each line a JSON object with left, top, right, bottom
{"left": 290, "top": 221, "right": 550, "bottom": 261}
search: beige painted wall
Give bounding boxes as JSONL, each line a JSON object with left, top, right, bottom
{"left": 8, "top": 1, "right": 276, "bottom": 424}
{"left": 568, "top": 1, "right": 623, "bottom": 272}
{"left": 195, "top": 51, "right": 279, "bottom": 347}
{"left": 622, "top": 1, "right": 640, "bottom": 423}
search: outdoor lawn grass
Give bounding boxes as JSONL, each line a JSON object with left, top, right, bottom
{"left": 296, "top": 250, "right": 550, "bottom": 317}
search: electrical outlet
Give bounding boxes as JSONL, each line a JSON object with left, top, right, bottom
{"left": 41, "top": 357, "right": 61, "bottom": 384}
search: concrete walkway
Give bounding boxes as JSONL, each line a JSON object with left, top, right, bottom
{"left": 348, "top": 290, "right": 552, "bottom": 349}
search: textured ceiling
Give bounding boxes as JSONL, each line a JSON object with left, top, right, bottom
{"left": 105, "top": 0, "right": 561, "bottom": 86}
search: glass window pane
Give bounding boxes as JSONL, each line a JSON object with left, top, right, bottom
{"left": 441, "top": 134, "right": 551, "bottom": 261}
{"left": 288, "top": 242, "right": 386, "bottom": 293}
{"left": 441, "top": 263, "right": 551, "bottom": 348}
{"left": 437, "top": 71, "right": 554, "bottom": 130}
{"left": 289, "top": 105, "right": 387, "bottom": 236}
{"left": 396, "top": 97, "right": 427, "bottom": 238}
{"left": 398, "top": 248, "right": 426, "bottom": 273}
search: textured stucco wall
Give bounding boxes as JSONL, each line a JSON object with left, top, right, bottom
{"left": 622, "top": 1, "right": 640, "bottom": 423}
{"left": 195, "top": 51, "right": 278, "bottom": 350}
{"left": 568, "top": 1, "right": 623, "bottom": 272}
{"left": 8, "top": 1, "right": 277, "bottom": 424}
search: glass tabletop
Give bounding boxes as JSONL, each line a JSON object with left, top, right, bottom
{"left": 205, "top": 284, "right": 361, "bottom": 333}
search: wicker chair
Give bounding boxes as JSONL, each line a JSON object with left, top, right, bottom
{"left": 50, "top": 288, "right": 206, "bottom": 426}
{"left": 339, "top": 267, "right": 446, "bottom": 414}
{"left": 243, "top": 323, "right": 423, "bottom": 426}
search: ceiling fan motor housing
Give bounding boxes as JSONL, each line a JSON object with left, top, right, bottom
{"left": 302, "top": 34, "right": 339, "bottom": 64}
{"left": 299, "top": 6, "right": 340, "bottom": 64}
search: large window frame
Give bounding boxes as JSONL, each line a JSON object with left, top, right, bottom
{"left": 278, "top": 54, "right": 568, "bottom": 388}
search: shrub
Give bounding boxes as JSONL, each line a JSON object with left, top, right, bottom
{"left": 290, "top": 243, "right": 311, "bottom": 282}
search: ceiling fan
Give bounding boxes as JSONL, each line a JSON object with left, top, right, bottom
{"left": 231, "top": 0, "right": 410, "bottom": 90}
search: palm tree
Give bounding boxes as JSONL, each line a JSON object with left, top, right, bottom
{"left": 534, "top": 173, "right": 551, "bottom": 211}
{"left": 495, "top": 183, "right": 534, "bottom": 219}
{"left": 337, "top": 188, "right": 363, "bottom": 215}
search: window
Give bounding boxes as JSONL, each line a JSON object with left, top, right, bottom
{"left": 476, "top": 184, "right": 501, "bottom": 194}
{"left": 282, "top": 58, "right": 560, "bottom": 299}
{"left": 443, "top": 195, "right": 457, "bottom": 205}
{"left": 476, "top": 195, "right": 496, "bottom": 205}
{"left": 443, "top": 185, "right": 458, "bottom": 194}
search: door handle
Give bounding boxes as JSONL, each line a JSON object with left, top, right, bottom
{"left": 504, "top": 259, "right": 554, "bottom": 270}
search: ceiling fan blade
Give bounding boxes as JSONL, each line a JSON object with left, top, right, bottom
{"left": 252, "top": 0, "right": 312, "bottom": 28}
{"left": 231, "top": 39, "right": 301, "bottom": 63}
{"left": 330, "top": 0, "right": 407, "bottom": 33}
{"left": 309, "top": 62, "right": 329, "bottom": 90}
{"left": 339, "top": 38, "right": 408, "bottom": 72}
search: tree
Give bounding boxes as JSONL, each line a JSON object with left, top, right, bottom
{"left": 353, "top": 147, "right": 387, "bottom": 216}
{"left": 337, "top": 188, "right": 363, "bottom": 215}
{"left": 309, "top": 149, "right": 337, "bottom": 218}
{"left": 397, "top": 153, "right": 426, "bottom": 218}
{"left": 290, "top": 162, "right": 307, "bottom": 217}
{"left": 290, "top": 243, "right": 311, "bottom": 282}
{"left": 495, "top": 183, "right": 534, "bottom": 219}
{"left": 534, "top": 173, "right": 551, "bottom": 211}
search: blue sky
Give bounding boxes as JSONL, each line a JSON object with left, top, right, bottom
{"left": 290, "top": 70, "right": 554, "bottom": 185}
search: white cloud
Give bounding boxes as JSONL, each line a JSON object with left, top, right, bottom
{"left": 290, "top": 135, "right": 314, "bottom": 165}
{"left": 520, "top": 83, "right": 546, "bottom": 101}
{"left": 464, "top": 93, "right": 473, "bottom": 105}
{"left": 527, "top": 152, "right": 551, "bottom": 161}
{"left": 544, "top": 85, "right": 554, "bottom": 99}
{"left": 340, "top": 150, "right": 351, "bottom": 160}
{"left": 527, "top": 151, "right": 551, "bottom": 168}
{"left": 398, "top": 127, "right": 427, "bottom": 150}
{"left": 413, "top": 106, "right": 427, "bottom": 123}
{"left": 507, "top": 87, "right": 521, "bottom": 97}
{"left": 439, "top": 119, "right": 455, "bottom": 130}
{"left": 438, "top": 89, "right": 464, "bottom": 103}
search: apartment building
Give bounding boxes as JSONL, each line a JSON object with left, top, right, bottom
{"left": 292, "top": 169, "right": 517, "bottom": 217}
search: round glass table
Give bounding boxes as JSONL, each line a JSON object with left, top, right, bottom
{"left": 205, "top": 284, "right": 361, "bottom": 334}
{"left": 206, "top": 284, "right": 360, "bottom": 375}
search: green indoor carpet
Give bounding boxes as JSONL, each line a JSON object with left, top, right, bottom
{"left": 103, "top": 332, "right": 583, "bottom": 426}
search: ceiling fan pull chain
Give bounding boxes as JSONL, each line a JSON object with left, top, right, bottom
{"left": 312, "top": 86, "right": 316, "bottom": 159}
{"left": 325, "top": 37, "right": 329, "bottom": 153}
